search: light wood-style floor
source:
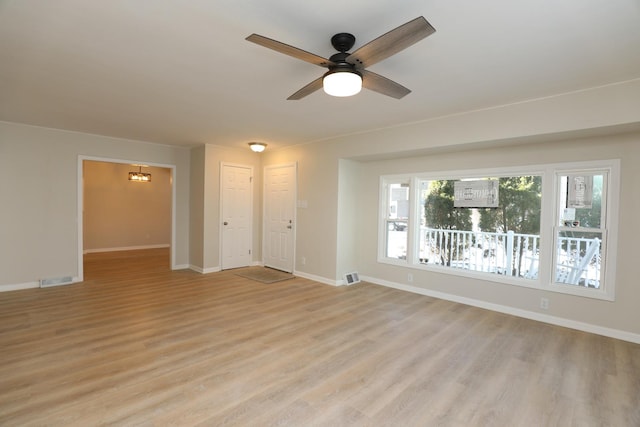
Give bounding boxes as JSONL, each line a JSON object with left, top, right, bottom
{"left": 1, "top": 249, "right": 638, "bottom": 426}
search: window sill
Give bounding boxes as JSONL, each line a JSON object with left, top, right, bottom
{"left": 378, "top": 257, "right": 614, "bottom": 301}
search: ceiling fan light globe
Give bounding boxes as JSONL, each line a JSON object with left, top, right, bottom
{"left": 323, "top": 71, "right": 362, "bottom": 97}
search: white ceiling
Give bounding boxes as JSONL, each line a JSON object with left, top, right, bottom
{"left": 1, "top": 0, "right": 639, "bottom": 150}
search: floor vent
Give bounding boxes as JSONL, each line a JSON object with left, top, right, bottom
{"left": 344, "top": 272, "right": 360, "bottom": 285}
{"left": 39, "top": 276, "right": 73, "bottom": 288}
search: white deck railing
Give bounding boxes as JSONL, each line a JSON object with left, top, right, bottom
{"left": 556, "top": 236, "right": 601, "bottom": 287}
{"left": 417, "top": 227, "right": 600, "bottom": 287}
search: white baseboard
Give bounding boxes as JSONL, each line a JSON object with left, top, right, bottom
{"left": 361, "top": 275, "right": 640, "bottom": 345}
{"left": 0, "top": 281, "right": 39, "bottom": 292}
{"left": 293, "top": 270, "right": 340, "bottom": 286}
{"left": 189, "top": 265, "right": 221, "bottom": 274}
{"left": 1, "top": 276, "right": 82, "bottom": 293}
{"left": 83, "top": 244, "right": 170, "bottom": 254}
{"left": 190, "top": 262, "right": 265, "bottom": 274}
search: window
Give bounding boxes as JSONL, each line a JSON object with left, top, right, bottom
{"left": 417, "top": 176, "right": 541, "bottom": 280}
{"left": 378, "top": 160, "right": 619, "bottom": 300}
{"left": 554, "top": 172, "right": 607, "bottom": 289}
{"left": 382, "top": 180, "right": 410, "bottom": 261}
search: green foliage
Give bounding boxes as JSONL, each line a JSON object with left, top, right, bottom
{"left": 424, "top": 180, "right": 472, "bottom": 230}
{"left": 478, "top": 176, "right": 542, "bottom": 235}
{"left": 424, "top": 180, "right": 472, "bottom": 266}
{"left": 424, "top": 176, "right": 542, "bottom": 270}
{"left": 478, "top": 176, "right": 542, "bottom": 275}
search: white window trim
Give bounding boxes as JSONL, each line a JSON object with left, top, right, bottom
{"left": 378, "top": 175, "right": 411, "bottom": 267}
{"left": 546, "top": 162, "right": 619, "bottom": 301}
{"left": 378, "top": 159, "right": 620, "bottom": 301}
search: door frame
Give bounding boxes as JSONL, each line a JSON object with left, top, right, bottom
{"left": 263, "top": 162, "right": 297, "bottom": 273}
{"left": 77, "top": 155, "right": 177, "bottom": 281}
{"left": 219, "top": 162, "right": 254, "bottom": 270}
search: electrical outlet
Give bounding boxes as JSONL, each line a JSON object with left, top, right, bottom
{"left": 407, "top": 273, "right": 413, "bottom": 283}
{"left": 540, "top": 297, "right": 549, "bottom": 310}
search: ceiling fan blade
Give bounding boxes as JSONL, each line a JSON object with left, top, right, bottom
{"left": 346, "top": 16, "right": 435, "bottom": 69}
{"left": 287, "top": 77, "right": 324, "bottom": 100}
{"left": 361, "top": 70, "right": 411, "bottom": 99}
{"left": 246, "top": 34, "right": 334, "bottom": 68}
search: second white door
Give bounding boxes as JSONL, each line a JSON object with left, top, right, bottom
{"left": 264, "top": 163, "right": 296, "bottom": 273}
{"left": 221, "top": 163, "right": 253, "bottom": 270}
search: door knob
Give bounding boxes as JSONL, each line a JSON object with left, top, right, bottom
{"left": 287, "top": 225, "right": 292, "bottom": 229}
{"left": 223, "top": 221, "right": 228, "bottom": 225}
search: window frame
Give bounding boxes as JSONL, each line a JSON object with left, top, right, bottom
{"left": 379, "top": 176, "right": 412, "bottom": 266}
{"left": 377, "top": 160, "right": 620, "bottom": 301}
{"left": 549, "top": 164, "right": 619, "bottom": 301}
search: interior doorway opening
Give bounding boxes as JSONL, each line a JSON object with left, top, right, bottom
{"left": 78, "top": 157, "right": 176, "bottom": 281}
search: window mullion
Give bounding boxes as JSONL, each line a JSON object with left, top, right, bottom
{"left": 538, "top": 169, "right": 557, "bottom": 288}
{"left": 407, "top": 177, "right": 419, "bottom": 265}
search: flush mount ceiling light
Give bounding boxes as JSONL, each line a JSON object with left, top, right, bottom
{"left": 248, "top": 142, "right": 267, "bottom": 152}
{"left": 128, "top": 165, "right": 151, "bottom": 182}
{"left": 323, "top": 68, "right": 362, "bottom": 97}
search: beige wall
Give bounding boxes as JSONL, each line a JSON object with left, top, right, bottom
{"left": 188, "top": 144, "right": 263, "bottom": 273}
{"left": 265, "top": 128, "right": 639, "bottom": 339}
{"left": 1, "top": 76, "right": 639, "bottom": 340}
{"left": 263, "top": 142, "right": 341, "bottom": 281}
{"left": 260, "top": 79, "right": 640, "bottom": 340}
{"left": 83, "top": 161, "right": 172, "bottom": 251}
{"left": 189, "top": 146, "right": 206, "bottom": 269}
{"left": 336, "top": 158, "right": 362, "bottom": 280}
{"left": 354, "top": 133, "right": 640, "bottom": 337}
{"left": 334, "top": 78, "right": 640, "bottom": 160}
{"left": 0, "top": 121, "right": 190, "bottom": 286}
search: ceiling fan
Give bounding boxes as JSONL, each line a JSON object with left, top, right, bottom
{"left": 246, "top": 16, "right": 435, "bottom": 100}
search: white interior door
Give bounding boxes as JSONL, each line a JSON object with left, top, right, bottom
{"left": 264, "top": 163, "right": 296, "bottom": 273}
{"left": 221, "top": 163, "right": 253, "bottom": 270}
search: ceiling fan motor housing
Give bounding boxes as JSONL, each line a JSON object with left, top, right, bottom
{"left": 329, "top": 34, "right": 361, "bottom": 72}
{"left": 328, "top": 52, "right": 359, "bottom": 71}
{"left": 330, "top": 33, "right": 356, "bottom": 52}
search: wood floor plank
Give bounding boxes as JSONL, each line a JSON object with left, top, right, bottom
{"left": 0, "top": 248, "right": 638, "bottom": 426}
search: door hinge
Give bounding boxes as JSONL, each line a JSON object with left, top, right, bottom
{"left": 249, "top": 249, "right": 252, "bottom": 255}
{"left": 250, "top": 176, "right": 253, "bottom": 183}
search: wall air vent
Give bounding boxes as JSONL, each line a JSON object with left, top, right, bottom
{"left": 39, "top": 276, "right": 74, "bottom": 288}
{"left": 343, "top": 272, "right": 360, "bottom": 285}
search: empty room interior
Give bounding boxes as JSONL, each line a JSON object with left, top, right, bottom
{"left": 1, "top": 1, "right": 639, "bottom": 426}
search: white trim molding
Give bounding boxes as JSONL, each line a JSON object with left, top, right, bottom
{"left": 0, "top": 281, "right": 39, "bottom": 292}
{"left": 0, "top": 276, "right": 82, "bottom": 293}
{"left": 83, "top": 244, "right": 170, "bottom": 254}
{"left": 293, "top": 270, "right": 340, "bottom": 286}
{"left": 189, "top": 265, "right": 221, "bottom": 274}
